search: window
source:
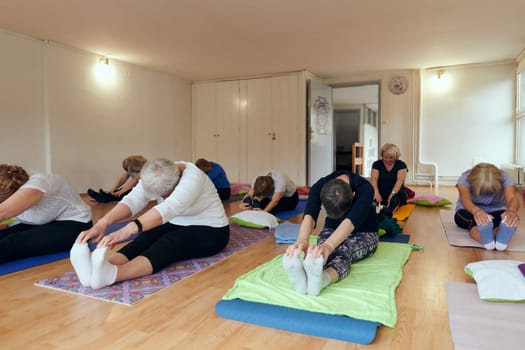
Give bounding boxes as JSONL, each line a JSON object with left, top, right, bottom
{"left": 517, "top": 68, "right": 525, "bottom": 164}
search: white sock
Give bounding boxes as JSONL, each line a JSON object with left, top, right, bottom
{"left": 90, "top": 247, "right": 118, "bottom": 290}
{"left": 282, "top": 252, "right": 307, "bottom": 294}
{"left": 495, "top": 222, "right": 516, "bottom": 251}
{"left": 483, "top": 241, "right": 496, "bottom": 250}
{"left": 304, "top": 253, "right": 329, "bottom": 296}
{"left": 70, "top": 243, "right": 92, "bottom": 287}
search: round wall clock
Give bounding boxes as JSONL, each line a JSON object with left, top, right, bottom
{"left": 388, "top": 76, "right": 408, "bottom": 95}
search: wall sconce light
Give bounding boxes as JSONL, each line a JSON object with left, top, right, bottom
{"left": 94, "top": 56, "right": 115, "bottom": 86}
{"left": 429, "top": 69, "right": 451, "bottom": 93}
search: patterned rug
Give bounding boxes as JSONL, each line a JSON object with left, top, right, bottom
{"left": 35, "top": 224, "right": 273, "bottom": 305}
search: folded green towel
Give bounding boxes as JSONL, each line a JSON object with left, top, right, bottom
{"left": 223, "top": 242, "right": 412, "bottom": 327}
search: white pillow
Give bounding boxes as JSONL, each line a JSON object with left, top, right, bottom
{"left": 465, "top": 260, "right": 525, "bottom": 302}
{"left": 230, "top": 210, "right": 279, "bottom": 229}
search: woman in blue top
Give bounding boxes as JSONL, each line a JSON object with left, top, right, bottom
{"left": 454, "top": 163, "right": 519, "bottom": 251}
{"left": 195, "top": 158, "right": 231, "bottom": 201}
{"left": 282, "top": 170, "right": 379, "bottom": 296}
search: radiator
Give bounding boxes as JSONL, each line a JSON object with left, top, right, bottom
{"left": 501, "top": 164, "right": 523, "bottom": 185}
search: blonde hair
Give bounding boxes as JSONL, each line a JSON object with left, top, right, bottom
{"left": 380, "top": 143, "right": 401, "bottom": 160}
{"left": 467, "top": 163, "right": 503, "bottom": 198}
{"left": 122, "top": 155, "right": 147, "bottom": 174}
{"left": 0, "top": 164, "right": 29, "bottom": 203}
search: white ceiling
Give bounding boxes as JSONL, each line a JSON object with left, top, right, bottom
{"left": 0, "top": 0, "right": 524, "bottom": 82}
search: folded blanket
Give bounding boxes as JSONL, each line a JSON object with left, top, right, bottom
{"left": 274, "top": 222, "right": 301, "bottom": 244}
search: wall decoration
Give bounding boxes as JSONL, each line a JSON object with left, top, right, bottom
{"left": 314, "top": 96, "right": 330, "bottom": 134}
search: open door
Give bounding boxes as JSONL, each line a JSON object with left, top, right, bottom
{"left": 307, "top": 78, "right": 333, "bottom": 185}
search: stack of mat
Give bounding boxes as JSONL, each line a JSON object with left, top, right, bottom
{"left": 216, "top": 242, "right": 413, "bottom": 344}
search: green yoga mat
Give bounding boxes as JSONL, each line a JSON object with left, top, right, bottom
{"left": 222, "top": 242, "right": 412, "bottom": 327}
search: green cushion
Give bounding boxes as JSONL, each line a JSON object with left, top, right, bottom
{"left": 410, "top": 194, "right": 452, "bottom": 207}
{"left": 465, "top": 260, "right": 525, "bottom": 302}
{"left": 230, "top": 210, "right": 279, "bottom": 229}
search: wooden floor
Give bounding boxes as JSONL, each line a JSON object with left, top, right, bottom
{"left": 1, "top": 185, "right": 524, "bottom": 349}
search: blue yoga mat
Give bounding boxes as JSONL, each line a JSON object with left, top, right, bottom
{"left": 216, "top": 299, "right": 379, "bottom": 344}
{"left": 274, "top": 221, "right": 410, "bottom": 244}
{"left": 274, "top": 199, "right": 307, "bottom": 220}
{"left": 380, "top": 233, "right": 410, "bottom": 243}
{"left": 0, "top": 221, "right": 131, "bottom": 276}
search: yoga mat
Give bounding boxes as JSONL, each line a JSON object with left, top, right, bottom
{"left": 380, "top": 233, "right": 410, "bottom": 243}
{"left": 274, "top": 199, "right": 307, "bottom": 220}
{"left": 35, "top": 224, "right": 272, "bottom": 305}
{"left": 445, "top": 282, "right": 525, "bottom": 350}
{"left": 273, "top": 221, "right": 410, "bottom": 244}
{"left": 215, "top": 299, "right": 378, "bottom": 344}
{"left": 439, "top": 210, "right": 525, "bottom": 252}
{"left": 221, "top": 242, "right": 412, "bottom": 328}
{"left": 393, "top": 203, "right": 416, "bottom": 221}
{"left": 0, "top": 221, "right": 131, "bottom": 276}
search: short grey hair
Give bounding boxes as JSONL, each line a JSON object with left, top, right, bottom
{"left": 140, "top": 158, "right": 181, "bottom": 199}
{"left": 320, "top": 179, "right": 353, "bottom": 219}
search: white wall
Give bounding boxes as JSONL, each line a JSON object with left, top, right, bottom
{"left": 420, "top": 62, "right": 515, "bottom": 183}
{"left": 0, "top": 31, "right": 46, "bottom": 172}
{"left": 326, "top": 64, "right": 516, "bottom": 186}
{"left": 0, "top": 29, "right": 192, "bottom": 192}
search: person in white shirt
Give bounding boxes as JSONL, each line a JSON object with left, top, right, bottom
{"left": 72, "top": 158, "right": 229, "bottom": 289}
{"left": 240, "top": 169, "right": 298, "bottom": 214}
{"left": 0, "top": 164, "right": 92, "bottom": 263}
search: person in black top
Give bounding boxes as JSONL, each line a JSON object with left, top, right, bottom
{"left": 282, "top": 170, "right": 379, "bottom": 296}
{"left": 370, "top": 143, "right": 408, "bottom": 215}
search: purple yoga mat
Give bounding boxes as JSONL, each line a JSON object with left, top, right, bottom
{"left": 519, "top": 263, "right": 525, "bottom": 278}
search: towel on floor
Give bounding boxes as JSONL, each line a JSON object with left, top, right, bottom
{"left": 222, "top": 242, "right": 412, "bottom": 327}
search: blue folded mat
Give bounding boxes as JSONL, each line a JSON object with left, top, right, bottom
{"left": 0, "top": 221, "right": 131, "bottom": 276}
{"left": 215, "top": 299, "right": 378, "bottom": 344}
{"left": 380, "top": 233, "right": 410, "bottom": 243}
{"left": 274, "top": 221, "right": 410, "bottom": 244}
{"left": 274, "top": 221, "right": 301, "bottom": 244}
{"left": 274, "top": 199, "right": 307, "bottom": 220}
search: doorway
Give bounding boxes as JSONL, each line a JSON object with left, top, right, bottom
{"left": 332, "top": 83, "right": 380, "bottom": 177}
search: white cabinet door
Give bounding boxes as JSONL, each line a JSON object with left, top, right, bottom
{"left": 193, "top": 82, "right": 217, "bottom": 160}
{"left": 271, "top": 74, "right": 299, "bottom": 182}
{"left": 245, "top": 77, "right": 273, "bottom": 182}
{"left": 193, "top": 81, "right": 241, "bottom": 183}
{"left": 244, "top": 74, "right": 301, "bottom": 184}
{"left": 216, "top": 81, "right": 240, "bottom": 182}
{"left": 194, "top": 73, "right": 303, "bottom": 185}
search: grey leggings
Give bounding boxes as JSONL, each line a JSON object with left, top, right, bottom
{"left": 317, "top": 228, "right": 379, "bottom": 281}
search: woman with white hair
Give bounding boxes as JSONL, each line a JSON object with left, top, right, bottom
{"left": 71, "top": 158, "right": 229, "bottom": 289}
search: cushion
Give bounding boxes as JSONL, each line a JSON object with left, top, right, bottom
{"left": 230, "top": 210, "right": 279, "bottom": 229}
{"left": 230, "top": 184, "right": 250, "bottom": 195}
{"left": 465, "top": 260, "right": 525, "bottom": 302}
{"left": 409, "top": 194, "right": 452, "bottom": 207}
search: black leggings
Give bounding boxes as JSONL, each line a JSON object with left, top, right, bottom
{"left": 259, "top": 191, "right": 299, "bottom": 214}
{"left": 218, "top": 188, "right": 231, "bottom": 201}
{"left": 454, "top": 209, "right": 504, "bottom": 230}
{"left": 0, "top": 220, "right": 92, "bottom": 263}
{"left": 117, "top": 223, "right": 230, "bottom": 273}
